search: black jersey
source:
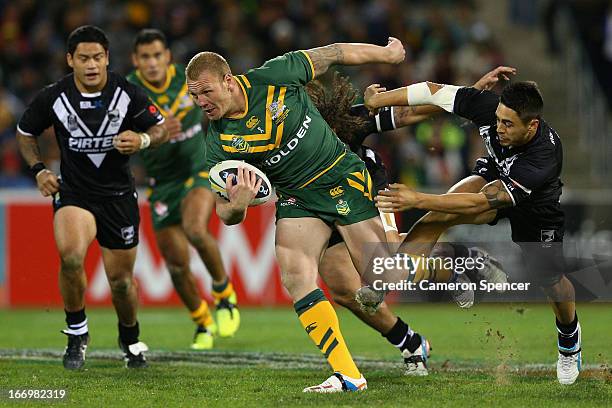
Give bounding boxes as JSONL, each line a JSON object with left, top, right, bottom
{"left": 453, "top": 87, "right": 565, "bottom": 242}
{"left": 18, "top": 72, "right": 163, "bottom": 199}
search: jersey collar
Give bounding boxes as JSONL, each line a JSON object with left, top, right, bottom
{"left": 136, "top": 64, "right": 176, "bottom": 94}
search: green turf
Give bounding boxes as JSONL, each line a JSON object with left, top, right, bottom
{"left": 0, "top": 304, "right": 610, "bottom": 407}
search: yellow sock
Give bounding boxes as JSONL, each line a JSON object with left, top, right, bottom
{"left": 190, "top": 301, "right": 213, "bottom": 327}
{"left": 295, "top": 289, "right": 361, "bottom": 379}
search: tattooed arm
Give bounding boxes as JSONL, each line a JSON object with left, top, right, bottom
{"left": 304, "top": 37, "right": 405, "bottom": 79}
{"left": 375, "top": 180, "right": 513, "bottom": 214}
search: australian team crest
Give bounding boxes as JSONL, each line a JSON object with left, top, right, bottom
{"left": 268, "top": 99, "right": 290, "bottom": 125}
{"left": 232, "top": 136, "right": 250, "bottom": 153}
{"left": 335, "top": 199, "right": 351, "bottom": 216}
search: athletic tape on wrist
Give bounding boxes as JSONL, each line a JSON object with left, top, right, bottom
{"left": 139, "top": 132, "right": 151, "bottom": 149}
{"left": 406, "top": 82, "right": 462, "bottom": 112}
{"left": 379, "top": 208, "right": 398, "bottom": 232}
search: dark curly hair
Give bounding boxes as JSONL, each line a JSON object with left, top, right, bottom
{"left": 305, "top": 72, "right": 370, "bottom": 145}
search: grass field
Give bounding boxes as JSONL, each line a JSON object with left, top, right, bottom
{"left": 0, "top": 303, "right": 611, "bottom": 407}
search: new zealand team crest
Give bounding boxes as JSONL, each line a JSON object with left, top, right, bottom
{"left": 107, "top": 109, "right": 120, "bottom": 122}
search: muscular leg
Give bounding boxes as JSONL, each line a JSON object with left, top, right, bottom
{"left": 54, "top": 206, "right": 97, "bottom": 312}
{"left": 320, "top": 242, "right": 396, "bottom": 334}
{"left": 542, "top": 276, "right": 576, "bottom": 324}
{"left": 101, "top": 246, "right": 139, "bottom": 326}
{"left": 155, "top": 226, "right": 201, "bottom": 311}
{"left": 276, "top": 218, "right": 331, "bottom": 301}
{"left": 181, "top": 187, "right": 226, "bottom": 285}
{"left": 276, "top": 217, "right": 362, "bottom": 379}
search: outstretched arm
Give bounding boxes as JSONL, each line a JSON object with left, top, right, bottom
{"left": 389, "top": 66, "right": 517, "bottom": 126}
{"left": 365, "top": 66, "right": 517, "bottom": 114}
{"left": 304, "top": 37, "right": 405, "bottom": 79}
{"left": 375, "top": 179, "right": 513, "bottom": 215}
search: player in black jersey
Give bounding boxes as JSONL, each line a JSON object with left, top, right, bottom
{"left": 304, "top": 70, "right": 508, "bottom": 376}
{"left": 367, "top": 80, "right": 581, "bottom": 385}
{"left": 16, "top": 26, "right": 168, "bottom": 370}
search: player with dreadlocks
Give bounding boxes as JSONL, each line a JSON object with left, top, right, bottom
{"left": 306, "top": 67, "right": 514, "bottom": 375}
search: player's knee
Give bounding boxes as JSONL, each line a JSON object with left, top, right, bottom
{"left": 108, "top": 276, "right": 134, "bottom": 296}
{"left": 59, "top": 252, "right": 85, "bottom": 274}
{"left": 182, "top": 223, "right": 210, "bottom": 249}
{"left": 166, "top": 263, "right": 189, "bottom": 281}
{"left": 430, "top": 242, "right": 455, "bottom": 258}
{"left": 329, "top": 288, "right": 358, "bottom": 309}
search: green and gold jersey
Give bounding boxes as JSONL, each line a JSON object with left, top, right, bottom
{"left": 127, "top": 63, "right": 205, "bottom": 184}
{"left": 204, "top": 51, "right": 347, "bottom": 195}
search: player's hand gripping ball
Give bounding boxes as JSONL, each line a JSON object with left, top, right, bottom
{"left": 209, "top": 160, "right": 274, "bottom": 206}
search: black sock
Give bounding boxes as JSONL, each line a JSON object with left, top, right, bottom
{"left": 384, "top": 317, "right": 416, "bottom": 351}
{"left": 212, "top": 278, "right": 229, "bottom": 294}
{"left": 118, "top": 321, "right": 140, "bottom": 345}
{"left": 64, "top": 309, "right": 88, "bottom": 335}
{"left": 448, "top": 243, "right": 480, "bottom": 281}
{"left": 557, "top": 313, "right": 579, "bottom": 352}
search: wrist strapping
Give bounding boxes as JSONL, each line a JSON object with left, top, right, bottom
{"left": 139, "top": 132, "right": 151, "bottom": 149}
{"left": 406, "top": 82, "right": 462, "bottom": 112}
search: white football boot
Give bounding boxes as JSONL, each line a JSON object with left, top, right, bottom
{"left": 402, "top": 335, "right": 431, "bottom": 376}
{"left": 557, "top": 322, "right": 582, "bottom": 385}
{"left": 303, "top": 373, "right": 367, "bottom": 393}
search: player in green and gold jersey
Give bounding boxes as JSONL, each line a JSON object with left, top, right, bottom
{"left": 185, "top": 39, "right": 456, "bottom": 392}
{"left": 127, "top": 29, "right": 239, "bottom": 350}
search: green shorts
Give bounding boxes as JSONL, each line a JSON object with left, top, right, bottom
{"left": 146, "top": 170, "right": 210, "bottom": 230}
{"left": 275, "top": 151, "right": 379, "bottom": 225}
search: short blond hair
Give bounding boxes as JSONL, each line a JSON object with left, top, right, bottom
{"left": 185, "top": 51, "right": 232, "bottom": 81}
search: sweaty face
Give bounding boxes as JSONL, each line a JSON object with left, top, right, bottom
{"left": 132, "top": 40, "right": 170, "bottom": 86}
{"left": 187, "top": 71, "right": 232, "bottom": 121}
{"left": 495, "top": 103, "right": 536, "bottom": 147}
{"left": 67, "top": 43, "right": 109, "bottom": 92}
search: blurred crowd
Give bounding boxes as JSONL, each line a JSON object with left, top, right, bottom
{"left": 0, "top": 0, "right": 506, "bottom": 190}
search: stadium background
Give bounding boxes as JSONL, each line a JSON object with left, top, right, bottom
{"left": 0, "top": 0, "right": 611, "bottom": 307}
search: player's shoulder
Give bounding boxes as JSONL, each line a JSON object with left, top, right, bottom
{"left": 242, "top": 51, "right": 310, "bottom": 86}
{"left": 27, "top": 74, "right": 71, "bottom": 105}
{"left": 110, "top": 71, "right": 147, "bottom": 97}
{"left": 125, "top": 69, "right": 139, "bottom": 84}
{"left": 533, "top": 120, "right": 561, "bottom": 151}
{"left": 110, "top": 71, "right": 136, "bottom": 89}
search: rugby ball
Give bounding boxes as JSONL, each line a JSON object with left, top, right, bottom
{"left": 209, "top": 160, "right": 274, "bottom": 206}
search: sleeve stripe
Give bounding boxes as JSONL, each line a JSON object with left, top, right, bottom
{"left": 299, "top": 50, "right": 315, "bottom": 80}
{"left": 500, "top": 179, "right": 517, "bottom": 207}
{"left": 16, "top": 125, "right": 35, "bottom": 137}
{"left": 508, "top": 177, "right": 532, "bottom": 194}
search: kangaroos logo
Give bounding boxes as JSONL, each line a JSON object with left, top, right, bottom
{"left": 335, "top": 199, "right": 351, "bottom": 216}
{"left": 231, "top": 136, "right": 250, "bottom": 153}
{"left": 268, "top": 100, "right": 290, "bottom": 125}
{"left": 246, "top": 115, "right": 260, "bottom": 129}
{"left": 329, "top": 186, "right": 344, "bottom": 198}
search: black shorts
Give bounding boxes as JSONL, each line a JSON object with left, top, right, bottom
{"left": 52, "top": 190, "right": 140, "bottom": 250}
{"left": 472, "top": 157, "right": 566, "bottom": 285}
{"left": 328, "top": 146, "right": 389, "bottom": 249}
